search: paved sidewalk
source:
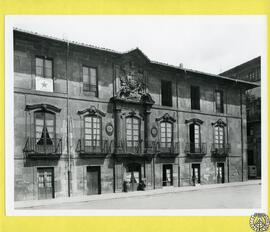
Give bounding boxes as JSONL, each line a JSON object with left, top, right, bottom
{"left": 15, "top": 179, "right": 261, "bottom": 209}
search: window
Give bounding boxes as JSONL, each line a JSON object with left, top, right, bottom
{"left": 189, "top": 123, "right": 201, "bottom": 152}
{"left": 214, "top": 125, "right": 224, "bottom": 147}
{"left": 84, "top": 116, "right": 101, "bottom": 147}
{"left": 161, "top": 80, "right": 172, "bottom": 106}
{"left": 160, "top": 122, "right": 172, "bottom": 148}
{"left": 191, "top": 86, "right": 200, "bottom": 110}
{"left": 35, "top": 57, "right": 53, "bottom": 78}
{"left": 215, "top": 90, "right": 224, "bottom": 113}
{"left": 126, "top": 117, "right": 140, "bottom": 147}
{"left": 35, "top": 111, "right": 55, "bottom": 146}
{"left": 83, "top": 66, "right": 98, "bottom": 96}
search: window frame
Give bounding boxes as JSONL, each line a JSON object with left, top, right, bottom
{"left": 35, "top": 56, "right": 53, "bottom": 79}
{"left": 215, "top": 90, "right": 224, "bottom": 113}
{"left": 125, "top": 116, "right": 141, "bottom": 148}
{"left": 214, "top": 125, "right": 225, "bottom": 146}
{"left": 82, "top": 65, "right": 98, "bottom": 97}
{"left": 191, "top": 85, "right": 200, "bottom": 110}
{"left": 83, "top": 115, "right": 102, "bottom": 147}
{"left": 160, "top": 121, "right": 173, "bottom": 148}
{"left": 189, "top": 122, "right": 201, "bottom": 150}
{"left": 161, "top": 80, "right": 172, "bottom": 107}
{"left": 34, "top": 110, "right": 56, "bottom": 146}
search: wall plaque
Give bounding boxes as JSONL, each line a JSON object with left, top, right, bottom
{"left": 105, "top": 122, "right": 114, "bottom": 136}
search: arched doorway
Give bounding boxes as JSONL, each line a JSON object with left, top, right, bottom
{"left": 125, "top": 163, "right": 141, "bottom": 191}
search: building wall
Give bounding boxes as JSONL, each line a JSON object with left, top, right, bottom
{"left": 14, "top": 30, "right": 249, "bottom": 201}
{"left": 220, "top": 56, "right": 261, "bottom": 178}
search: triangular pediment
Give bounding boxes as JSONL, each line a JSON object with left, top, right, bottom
{"left": 120, "top": 48, "right": 150, "bottom": 65}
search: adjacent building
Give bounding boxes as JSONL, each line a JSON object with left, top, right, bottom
{"left": 220, "top": 57, "right": 261, "bottom": 178}
{"left": 14, "top": 29, "right": 258, "bottom": 201}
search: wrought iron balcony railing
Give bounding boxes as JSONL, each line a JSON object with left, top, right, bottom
{"left": 211, "top": 143, "right": 231, "bottom": 156}
{"left": 23, "top": 137, "right": 62, "bottom": 159}
{"left": 116, "top": 139, "right": 143, "bottom": 154}
{"left": 76, "top": 139, "right": 111, "bottom": 156}
{"left": 184, "top": 143, "right": 207, "bottom": 156}
{"left": 154, "top": 141, "right": 179, "bottom": 155}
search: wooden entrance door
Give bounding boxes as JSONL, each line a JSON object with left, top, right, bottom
{"left": 163, "top": 164, "right": 173, "bottom": 186}
{"left": 37, "top": 167, "right": 54, "bottom": 200}
{"left": 192, "top": 164, "right": 201, "bottom": 184}
{"left": 217, "top": 163, "right": 225, "bottom": 183}
{"left": 126, "top": 163, "right": 141, "bottom": 191}
{"left": 86, "top": 166, "right": 101, "bottom": 195}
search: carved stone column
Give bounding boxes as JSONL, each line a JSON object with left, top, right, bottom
{"left": 114, "top": 104, "right": 122, "bottom": 153}
{"left": 144, "top": 106, "right": 152, "bottom": 153}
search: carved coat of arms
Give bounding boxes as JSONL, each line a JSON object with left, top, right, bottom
{"left": 116, "top": 65, "right": 145, "bottom": 100}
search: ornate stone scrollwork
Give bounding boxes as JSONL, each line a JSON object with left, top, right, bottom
{"left": 77, "top": 106, "right": 106, "bottom": 117}
{"left": 211, "top": 119, "right": 227, "bottom": 127}
{"left": 156, "top": 113, "right": 176, "bottom": 123}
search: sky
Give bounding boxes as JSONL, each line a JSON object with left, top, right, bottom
{"left": 7, "top": 15, "right": 266, "bottom": 74}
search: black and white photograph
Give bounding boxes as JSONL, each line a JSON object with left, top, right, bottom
{"left": 5, "top": 15, "right": 267, "bottom": 215}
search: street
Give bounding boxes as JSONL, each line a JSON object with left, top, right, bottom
{"left": 27, "top": 183, "right": 261, "bottom": 210}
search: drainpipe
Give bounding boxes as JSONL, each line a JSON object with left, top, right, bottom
{"left": 176, "top": 74, "right": 180, "bottom": 187}
{"left": 226, "top": 87, "right": 229, "bottom": 183}
{"left": 240, "top": 88, "right": 244, "bottom": 182}
{"left": 66, "top": 40, "right": 71, "bottom": 197}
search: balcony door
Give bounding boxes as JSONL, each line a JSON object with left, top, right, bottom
{"left": 160, "top": 122, "right": 172, "bottom": 149}
{"left": 190, "top": 123, "right": 200, "bottom": 153}
{"left": 84, "top": 116, "right": 101, "bottom": 152}
{"left": 214, "top": 125, "right": 224, "bottom": 148}
{"left": 35, "top": 111, "right": 55, "bottom": 153}
{"left": 126, "top": 117, "right": 140, "bottom": 152}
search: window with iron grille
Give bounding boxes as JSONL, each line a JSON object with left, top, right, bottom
{"left": 35, "top": 111, "right": 55, "bottom": 147}
{"left": 191, "top": 86, "right": 200, "bottom": 110}
{"left": 126, "top": 117, "right": 140, "bottom": 147}
{"left": 161, "top": 80, "right": 172, "bottom": 106}
{"left": 84, "top": 116, "right": 101, "bottom": 147}
{"left": 160, "top": 122, "right": 172, "bottom": 148}
{"left": 83, "top": 66, "right": 98, "bottom": 96}
{"left": 215, "top": 90, "right": 224, "bottom": 113}
{"left": 35, "top": 57, "right": 53, "bottom": 78}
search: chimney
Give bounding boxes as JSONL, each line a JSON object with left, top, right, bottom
{"left": 179, "top": 63, "right": 183, "bottom": 68}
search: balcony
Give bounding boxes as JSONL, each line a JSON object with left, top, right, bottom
{"left": 154, "top": 142, "right": 179, "bottom": 158}
{"left": 211, "top": 143, "right": 231, "bottom": 157}
{"left": 116, "top": 139, "right": 143, "bottom": 154}
{"left": 23, "top": 137, "right": 62, "bottom": 159}
{"left": 184, "top": 143, "right": 207, "bottom": 157}
{"left": 76, "top": 139, "right": 111, "bottom": 158}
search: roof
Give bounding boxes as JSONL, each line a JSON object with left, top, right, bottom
{"left": 219, "top": 56, "right": 261, "bottom": 76}
{"left": 14, "top": 28, "right": 259, "bottom": 89}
